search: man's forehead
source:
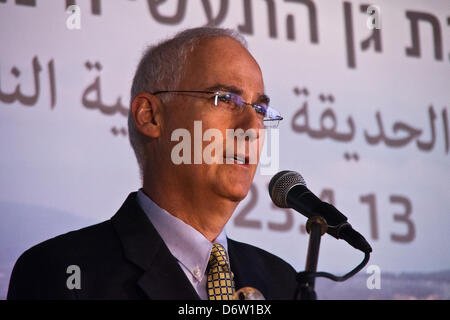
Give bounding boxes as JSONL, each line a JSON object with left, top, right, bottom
{"left": 194, "top": 36, "right": 248, "bottom": 53}
{"left": 187, "top": 37, "right": 258, "bottom": 69}
{"left": 182, "top": 37, "right": 264, "bottom": 93}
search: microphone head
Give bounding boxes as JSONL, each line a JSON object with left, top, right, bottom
{"left": 269, "top": 170, "right": 306, "bottom": 208}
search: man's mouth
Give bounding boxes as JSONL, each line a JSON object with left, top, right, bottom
{"left": 224, "top": 154, "right": 249, "bottom": 165}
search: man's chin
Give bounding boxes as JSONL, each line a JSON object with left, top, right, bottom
{"left": 225, "top": 188, "right": 249, "bottom": 202}
{"left": 217, "top": 179, "right": 253, "bottom": 202}
{"left": 209, "top": 163, "right": 256, "bottom": 201}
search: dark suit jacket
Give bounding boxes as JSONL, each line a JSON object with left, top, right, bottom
{"left": 7, "top": 193, "right": 298, "bottom": 300}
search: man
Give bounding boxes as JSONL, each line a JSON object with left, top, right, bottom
{"left": 8, "top": 27, "right": 298, "bottom": 300}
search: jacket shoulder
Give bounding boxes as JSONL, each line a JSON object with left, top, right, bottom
{"left": 7, "top": 220, "right": 116, "bottom": 299}
{"left": 228, "top": 238, "right": 295, "bottom": 269}
{"left": 228, "top": 238, "right": 298, "bottom": 299}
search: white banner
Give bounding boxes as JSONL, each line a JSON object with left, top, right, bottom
{"left": 1, "top": 0, "right": 449, "bottom": 299}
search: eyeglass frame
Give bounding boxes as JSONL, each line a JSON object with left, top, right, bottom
{"left": 151, "top": 90, "right": 283, "bottom": 126}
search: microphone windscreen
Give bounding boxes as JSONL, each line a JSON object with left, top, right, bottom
{"left": 269, "top": 170, "right": 306, "bottom": 208}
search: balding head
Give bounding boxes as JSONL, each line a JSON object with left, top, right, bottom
{"left": 129, "top": 27, "right": 267, "bottom": 240}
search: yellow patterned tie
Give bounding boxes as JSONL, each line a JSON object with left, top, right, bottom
{"left": 207, "top": 243, "right": 235, "bottom": 300}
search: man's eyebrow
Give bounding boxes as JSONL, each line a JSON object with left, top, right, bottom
{"left": 259, "top": 94, "right": 270, "bottom": 104}
{"left": 206, "top": 83, "right": 270, "bottom": 104}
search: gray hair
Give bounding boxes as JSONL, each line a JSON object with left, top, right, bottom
{"left": 128, "top": 27, "right": 248, "bottom": 179}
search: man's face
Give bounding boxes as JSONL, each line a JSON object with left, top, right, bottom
{"left": 160, "top": 37, "right": 265, "bottom": 203}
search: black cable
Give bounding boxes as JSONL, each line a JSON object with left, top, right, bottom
{"left": 297, "top": 251, "right": 370, "bottom": 283}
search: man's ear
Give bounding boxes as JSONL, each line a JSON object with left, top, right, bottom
{"left": 131, "top": 93, "right": 162, "bottom": 138}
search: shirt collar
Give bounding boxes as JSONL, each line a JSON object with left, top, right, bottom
{"left": 136, "top": 189, "right": 228, "bottom": 282}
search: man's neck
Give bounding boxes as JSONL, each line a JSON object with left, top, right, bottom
{"left": 141, "top": 184, "right": 238, "bottom": 242}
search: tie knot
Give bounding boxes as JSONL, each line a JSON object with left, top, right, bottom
{"left": 209, "top": 243, "right": 229, "bottom": 267}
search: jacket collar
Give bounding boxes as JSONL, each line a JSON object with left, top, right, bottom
{"left": 110, "top": 192, "right": 200, "bottom": 300}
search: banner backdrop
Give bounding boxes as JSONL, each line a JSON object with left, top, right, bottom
{"left": 1, "top": 0, "right": 449, "bottom": 299}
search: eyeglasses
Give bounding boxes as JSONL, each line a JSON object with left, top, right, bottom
{"left": 152, "top": 90, "right": 283, "bottom": 128}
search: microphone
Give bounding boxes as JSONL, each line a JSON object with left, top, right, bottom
{"left": 269, "top": 170, "right": 372, "bottom": 253}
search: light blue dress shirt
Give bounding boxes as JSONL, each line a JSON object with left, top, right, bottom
{"left": 136, "top": 189, "right": 229, "bottom": 300}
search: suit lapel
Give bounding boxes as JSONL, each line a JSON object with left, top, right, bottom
{"left": 227, "top": 238, "right": 269, "bottom": 298}
{"left": 111, "top": 193, "right": 200, "bottom": 300}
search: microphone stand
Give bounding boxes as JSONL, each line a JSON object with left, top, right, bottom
{"left": 296, "top": 216, "right": 328, "bottom": 300}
